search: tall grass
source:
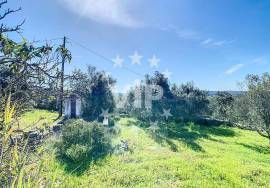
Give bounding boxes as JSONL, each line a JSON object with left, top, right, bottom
{"left": 0, "top": 94, "right": 46, "bottom": 187}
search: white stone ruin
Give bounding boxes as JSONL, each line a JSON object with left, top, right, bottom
{"left": 103, "top": 116, "right": 109, "bottom": 126}
{"left": 64, "top": 94, "right": 82, "bottom": 118}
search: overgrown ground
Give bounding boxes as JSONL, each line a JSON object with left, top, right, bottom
{"left": 35, "top": 117, "right": 270, "bottom": 188}
{"left": 17, "top": 109, "right": 59, "bottom": 131}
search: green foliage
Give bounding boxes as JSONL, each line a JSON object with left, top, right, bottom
{"left": 65, "top": 144, "right": 89, "bottom": 162}
{"left": 145, "top": 72, "right": 174, "bottom": 99}
{"left": 108, "top": 117, "right": 115, "bottom": 127}
{"left": 68, "top": 66, "right": 116, "bottom": 120}
{"left": 210, "top": 91, "right": 235, "bottom": 121}
{"left": 172, "top": 82, "right": 209, "bottom": 118}
{"left": 0, "top": 34, "right": 69, "bottom": 118}
{"left": 0, "top": 94, "right": 35, "bottom": 187}
{"left": 35, "top": 95, "right": 57, "bottom": 111}
{"left": 56, "top": 119, "right": 112, "bottom": 163}
{"left": 37, "top": 118, "right": 270, "bottom": 187}
{"left": 18, "top": 109, "right": 59, "bottom": 131}
{"left": 0, "top": 94, "right": 16, "bottom": 151}
{"left": 126, "top": 74, "right": 209, "bottom": 122}
{"left": 231, "top": 94, "right": 250, "bottom": 123}
{"left": 233, "top": 73, "right": 270, "bottom": 141}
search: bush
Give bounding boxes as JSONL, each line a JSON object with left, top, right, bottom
{"left": 209, "top": 91, "right": 235, "bottom": 121}
{"left": 56, "top": 119, "right": 112, "bottom": 163}
{"left": 108, "top": 118, "right": 115, "bottom": 127}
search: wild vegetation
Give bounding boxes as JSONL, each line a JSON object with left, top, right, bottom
{"left": 0, "top": 1, "right": 69, "bottom": 186}
{"left": 28, "top": 118, "right": 270, "bottom": 187}
{"left": 1, "top": 1, "right": 270, "bottom": 187}
{"left": 68, "top": 66, "right": 115, "bottom": 120}
{"left": 56, "top": 119, "right": 113, "bottom": 163}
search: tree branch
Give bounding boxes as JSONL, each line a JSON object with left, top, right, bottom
{"left": 0, "top": 19, "right": 25, "bottom": 33}
{"left": 0, "top": 7, "right": 21, "bottom": 20}
{"left": 0, "top": 0, "right": 7, "bottom": 9}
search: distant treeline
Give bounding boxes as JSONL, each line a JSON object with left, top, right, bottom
{"left": 208, "top": 91, "right": 245, "bottom": 96}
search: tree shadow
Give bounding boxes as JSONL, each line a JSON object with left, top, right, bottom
{"left": 56, "top": 153, "right": 109, "bottom": 176}
{"left": 122, "top": 118, "right": 138, "bottom": 127}
{"left": 237, "top": 143, "right": 270, "bottom": 154}
{"left": 140, "top": 121, "right": 237, "bottom": 153}
{"left": 150, "top": 133, "right": 179, "bottom": 152}
{"left": 166, "top": 125, "right": 207, "bottom": 152}
{"left": 190, "top": 125, "right": 237, "bottom": 137}
{"left": 193, "top": 117, "right": 233, "bottom": 127}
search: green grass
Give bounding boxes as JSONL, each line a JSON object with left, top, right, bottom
{"left": 37, "top": 118, "right": 270, "bottom": 187}
{"left": 17, "top": 109, "right": 59, "bottom": 131}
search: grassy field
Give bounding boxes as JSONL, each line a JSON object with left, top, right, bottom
{"left": 17, "top": 109, "right": 59, "bottom": 131}
{"left": 35, "top": 117, "right": 270, "bottom": 188}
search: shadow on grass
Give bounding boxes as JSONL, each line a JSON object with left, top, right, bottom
{"left": 139, "top": 121, "right": 237, "bottom": 153}
{"left": 121, "top": 118, "right": 138, "bottom": 127}
{"left": 56, "top": 153, "right": 109, "bottom": 176}
{"left": 190, "top": 124, "right": 236, "bottom": 137}
{"left": 150, "top": 132, "right": 179, "bottom": 152}
{"left": 237, "top": 143, "right": 270, "bottom": 154}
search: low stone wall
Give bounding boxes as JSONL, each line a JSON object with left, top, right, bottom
{"left": 9, "top": 122, "right": 63, "bottom": 151}
{"left": 193, "top": 117, "right": 233, "bottom": 127}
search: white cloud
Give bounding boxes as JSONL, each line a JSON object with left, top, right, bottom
{"left": 160, "top": 24, "right": 177, "bottom": 31}
{"left": 224, "top": 56, "right": 267, "bottom": 76}
{"left": 201, "top": 38, "right": 234, "bottom": 48}
{"left": 176, "top": 30, "right": 200, "bottom": 40}
{"left": 59, "top": 0, "right": 142, "bottom": 28}
{"left": 159, "top": 25, "right": 233, "bottom": 46}
{"left": 201, "top": 38, "right": 213, "bottom": 46}
{"left": 159, "top": 24, "right": 199, "bottom": 40}
{"left": 252, "top": 57, "right": 267, "bottom": 65}
{"left": 225, "top": 64, "right": 244, "bottom": 75}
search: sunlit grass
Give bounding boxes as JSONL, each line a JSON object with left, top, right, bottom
{"left": 17, "top": 109, "right": 59, "bottom": 131}
{"left": 38, "top": 118, "right": 270, "bottom": 187}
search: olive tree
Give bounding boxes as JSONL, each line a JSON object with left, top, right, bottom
{"left": 68, "top": 65, "right": 116, "bottom": 120}
{"left": 243, "top": 73, "right": 270, "bottom": 142}
{"left": 170, "top": 82, "right": 209, "bottom": 120}
{"left": 0, "top": 1, "right": 71, "bottom": 120}
{"left": 0, "top": 1, "right": 72, "bottom": 186}
{"left": 210, "top": 91, "right": 234, "bottom": 121}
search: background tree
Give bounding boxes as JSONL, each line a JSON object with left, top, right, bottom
{"left": 0, "top": 0, "right": 66, "bottom": 128}
{"left": 146, "top": 72, "right": 174, "bottom": 99}
{"left": 126, "top": 72, "right": 208, "bottom": 122}
{"left": 68, "top": 65, "right": 116, "bottom": 120}
{"left": 172, "top": 82, "right": 209, "bottom": 120}
{"left": 239, "top": 73, "right": 270, "bottom": 142}
{"left": 210, "top": 91, "right": 234, "bottom": 121}
{"left": 0, "top": 1, "right": 72, "bottom": 185}
{"left": 0, "top": 2, "right": 71, "bottom": 121}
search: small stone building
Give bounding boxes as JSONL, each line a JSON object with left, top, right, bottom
{"left": 64, "top": 94, "right": 82, "bottom": 118}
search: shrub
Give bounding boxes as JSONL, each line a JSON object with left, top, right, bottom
{"left": 109, "top": 117, "right": 115, "bottom": 127}
{"left": 56, "top": 119, "right": 112, "bottom": 163}
{"left": 209, "top": 91, "right": 235, "bottom": 121}
{"left": 68, "top": 66, "right": 116, "bottom": 120}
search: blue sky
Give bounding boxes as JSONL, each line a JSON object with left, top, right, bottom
{"left": 6, "top": 0, "right": 270, "bottom": 91}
